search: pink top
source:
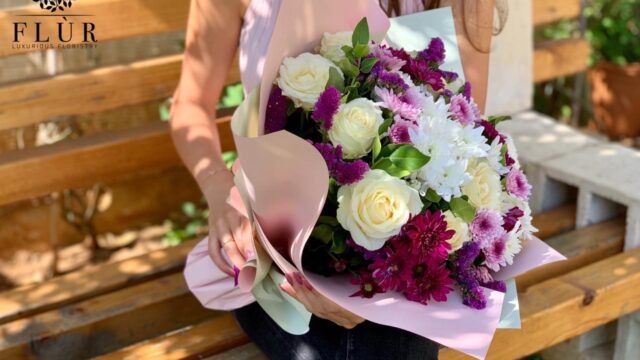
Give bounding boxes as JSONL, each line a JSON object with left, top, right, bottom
{"left": 239, "top": 0, "right": 425, "bottom": 93}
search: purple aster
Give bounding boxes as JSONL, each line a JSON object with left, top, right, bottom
{"left": 418, "top": 37, "right": 446, "bottom": 66}
{"left": 333, "top": 159, "right": 369, "bottom": 185}
{"left": 470, "top": 210, "right": 505, "bottom": 248}
{"left": 455, "top": 241, "right": 481, "bottom": 269}
{"left": 374, "top": 87, "right": 421, "bottom": 121}
{"left": 462, "top": 285, "right": 487, "bottom": 310}
{"left": 388, "top": 117, "right": 415, "bottom": 144}
{"left": 503, "top": 207, "right": 525, "bottom": 232}
{"left": 462, "top": 81, "right": 472, "bottom": 100}
{"left": 449, "top": 94, "right": 478, "bottom": 126}
{"left": 481, "top": 279, "right": 507, "bottom": 293}
{"left": 265, "top": 86, "right": 288, "bottom": 134}
{"left": 370, "top": 44, "right": 407, "bottom": 71}
{"left": 312, "top": 86, "right": 341, "bottom": 130}
{"left": 312, "top": 142, "right": 369, "bottom": 185}
{"left": 483, "top": 232, "right": 508, "bottom": 271}
{"left": 439, "top": 69, "right": 459, "bottom": 83}
{"left": 506, "top": 169, "right": 532, "bottom": 200}
{"left": 376, "top": 70, "right": 409, "bottom": 94}
{"left": 441, "top": 89, "right": 455, "bottom": 98}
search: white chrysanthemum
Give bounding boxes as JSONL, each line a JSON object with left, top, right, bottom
{"left": 516, "top": 202, "right": 538, "bottom": 238}
{"left": 504, "top": 135, "right": 521, "bottom": 168}
{"left": 421, "top": 94, "right": 450, "bottom": 120}
{"left": 486, "top": 137, "right": 510, "bottom": 175}
{"left": 504, "top": 229, "right": 523, "bottom": 265}
{"left": 409, "top": 115, "right": 469, "bottom": 201}
{"left": 457, "top": 124, "right": 490, "bottom": 159}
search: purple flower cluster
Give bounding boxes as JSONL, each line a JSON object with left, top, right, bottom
{"left": 312, "top": 86, "right": 341, "bottom": 130}
{"left": 313, "top": 143, "right": 369, "bottom": 185}
{"left": 418, "top": 37, "right": 446, "bottom": 65}
{"left": 265, "top": 86, "right": 289, "bottom": 134}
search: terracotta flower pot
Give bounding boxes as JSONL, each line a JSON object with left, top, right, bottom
{"left": 588, "top": 62, "right": 640, "bottom": 139}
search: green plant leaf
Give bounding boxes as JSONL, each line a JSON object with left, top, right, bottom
{"left": 312, "top": 224, "right": 334, "bottom": 244}
{"left": 425, "top": 188, "right": 441, "bottom": 203}
{"left": 378, "top": 116, "right": 393, "bottom": 135}
{"left": 352, "top": 17, "right": 370, "bottom": 47}
{"left": 326, "top": 67, "right": 345, "bottom": 93}
{"left": 331, "top": 231, "right": 347, "bottom": 254}
{"left": 360, "top": 57, "right": 378, "bottom": 74}
{"left": 487, "top": 115, "right": 511, "bottom": 125}
{"left": 222, "top": 151, "right": 238, "bottom": 170}
{"left": 372, "top": 135, "right": 382, "bottom": 161}
{"left": 182, "top": 202, "right": 197, "bottom": 218}
{"left": 340, "top": 58, "right": 360, "bottom": 78}
{"left": 450, "top": 197, "right": 476, "bottom": 223}
{"left": 317, "top": 216, "right": 339, "bottom": 227}
{"left": 373, "top": 158, "right": 412, "bottom": 178}
{"left": 389, "top": 145, "right": 430, "bottom": 172}
{"left": 353, "top": 43, "right": 370, "bottom": 58}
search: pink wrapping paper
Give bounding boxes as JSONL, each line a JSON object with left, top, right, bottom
{"left": 184, "top": 0, "right": 566, "bottom": 358}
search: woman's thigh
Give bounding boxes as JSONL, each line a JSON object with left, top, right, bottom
{"left": 233, "top": 303, "right": 439, "bottom": 360}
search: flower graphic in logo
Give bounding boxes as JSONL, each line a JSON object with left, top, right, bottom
{"left": 33, "top": 0, "right": 76, "bottom": 13}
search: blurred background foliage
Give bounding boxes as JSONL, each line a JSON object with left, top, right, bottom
{"left": 534, "top": 0, "right": 640, "bottom": 126}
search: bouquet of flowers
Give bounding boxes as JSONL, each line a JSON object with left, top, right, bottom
{"left": 184, "top": 2, "right": 564, "bottom": 358}
{"left": 265, "top": 18, "right": 535, "bottom": 310}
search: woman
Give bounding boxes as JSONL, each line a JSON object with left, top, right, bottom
{"left": 171, "top": 1, "right": 500, "bottom": 358}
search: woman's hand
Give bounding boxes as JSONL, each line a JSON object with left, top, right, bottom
{"left": 280, "top": 272, "right": 365, "bottom": 329}
{"left": 204, "top": 170, "right": 253, "bottom": 276}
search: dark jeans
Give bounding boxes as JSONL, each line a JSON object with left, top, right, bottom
{"left": 233, "top": 302, "right": 439, "bottom": 360}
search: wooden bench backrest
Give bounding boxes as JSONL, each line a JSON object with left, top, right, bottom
{"left": 0, "top": 0, "right": 589, "bottom": 207}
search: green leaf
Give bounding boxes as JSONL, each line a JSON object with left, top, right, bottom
{"left": 425, "top": 188, "right": 442, "bottom": 203}
{"left": 312, "top": 224, "right": 334, "bottom": 244}
{"left": 326, "top": 67, "right": 345, "bottom": 93}
{"left": 317, "top": 216, "right": 339, "bottom": 227}
{"left": 340, "top": 58, "right": 359, "bottom": 78}
{"left": 372, "top": 135, "right": 382, "bottom": 161}
{"left": 352, "top": 17, "right": 370, "bottom": 47}
{"left": 379, "top": 144, "right": 401, "bottom": 158}
{"left": 378, "top": 116, "right": 393, "bottom": 135}
{"left": 389, "top": 145, "right": 430, "bottom": 172}
{"left": 353, "top": 43, "right": 370, "bottom": 58}
{"left": 500, "top": 144, "right": 508, "bottom": 167}
{"left": 341, "top": 45, "right": 356, "bottom": 64}
{"left": 222, "top": 151, "right": 238, "bottom": 170}
{"left": 373, "top": 158, "right": 412, "bottom": 178}
{"left": 488, "top": 115, "right": 511, "bottom": 125}
{"left": 331, "top": 231, "right": 347, "bottom": 254}
{"left": 182, "top": 202, "right": 197, "bottom": 218}
{"left": 360, "top": 57, "right": 379, "bottom": 74}
{"left": 449, "top": 197, "right": 477, "bottom": 223}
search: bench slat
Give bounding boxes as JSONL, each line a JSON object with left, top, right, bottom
{"left": 0, "top": 54, "right": 240, "bottom": 131}
{"left": 0, "top": 0, "right": 189, "bottom": 58}
{"left": 533, "top": 0, "right": 581, "bottom": 26}
{"left": 534, "top": 39, "right": 591, "bottom": 83}
{"left": 0, "top": 272, "right": 215, "bottom": 359}
{"left": 95, "top": 315, "right": 249, "bottom": 360}
{"left": 0, "top": 239, "right": 198, "bottom": 325}
{"left": 0, "top": 118, "right": 233, "bottom": 206}
{"left": 531, "top": 203, "right": 576, "bottom": 239}
{"left": 516, "top": 218, "right": 625, "bottom": 291}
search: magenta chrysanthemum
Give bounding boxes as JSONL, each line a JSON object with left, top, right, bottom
{"left": 404, "top": 261, "right": 454, "bottom": 304}
{"left": 400, "top": 210, "right": 454, "bottom": 262}
{"left": 368, "top": 247, "right": 406, "bottom": 292}
{"left": 312, "top": 86, "right": 341, "bottom": 130}
{"left": 388, "top": 117, "right": 415, "bottom": 144}
{"left": 478, "top": 119, "right": 506, "bottom": 144}
{"left": 470, "top": 210, "right": 505, "bottom": 248}
{"left": 265, "top": 86, "right": 288, "bottom": 134}
{"left": 418, "top": 37, "right": 446, "bottom": 65}
{"left": 483, "top": 232, "right": 508, "bottom": 271}
{"left": 402, "top": 58, "right": 445, "bottom": 91}
{"left": 449, "top": 94, "right": 478, "bottom": 126}
{"left": 503, "top": 207, "right": 525, "bottom": 232}
{"left": 370, "top": 44, "right": 407, "bottom": 71}
{"left": 506, "top": 169, "right": 532, "bottom": 200}
{"left": 374, "top": 86, "right": 421, "bottom": 121}
{"left": 350, "top": 271, "right": 384, "bottom": 298}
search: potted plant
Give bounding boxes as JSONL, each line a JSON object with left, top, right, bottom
{"left": 586, "top": 0, "right": 640, "bottom": 139}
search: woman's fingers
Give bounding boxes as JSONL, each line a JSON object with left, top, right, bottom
{"left": 218, "top": 212, "right": 247, "bottom": 268}
{"left": 207, "top": 226, "right": 234, "bottom": 276}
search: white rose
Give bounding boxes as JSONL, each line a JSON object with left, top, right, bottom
{"left": 462, "top": 160, "right": 502, "bottom": 210}
{"left": 443, "top": 210, "right": 470, "bottom": 252}
{"left": 277, "top": 53, "right": 343, "bottom": 110}
{"left": 319, "top": 31, "right": 352, "bottom": 64}
{"left": 328, "top": 98, "right": 384, "bottom": 159}
{"left": 337, "top": 170, "right": 422, "bottom": 251}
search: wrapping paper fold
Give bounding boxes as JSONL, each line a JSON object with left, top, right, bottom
{"left": 184, "top": 1, "right": 566, "bottom": 358}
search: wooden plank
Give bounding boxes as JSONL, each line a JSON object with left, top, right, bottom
{"left": 533, "top": 0, "right": 581, "bottom": 26}
{"left": 532, "top": 203, "right": 576, "bottom": 239}
{"left": 0, "top": 54, "right": 240, "bottom": 131}
{"left": 516, "top": 218, "right": 625, "bottom": 291}
{"left": 0, "top": 0, "right": 189, "bottom": 58}
{"left": 534, "top": 39, "right": 591, "bottom": 83}
{"left": 0, "top": 239, "right": 198, "bottom": 324}
{"left": 440, "top": 248, "right": 640, "bottom": 359}
{"left": 0, "top": 272, "right": 216, "bottom": 359}
{"left": 95, "top": 315, "right": 250, "bottom": 360}
{"left": 0, "top": 117, "right": 233, "bottom": 206}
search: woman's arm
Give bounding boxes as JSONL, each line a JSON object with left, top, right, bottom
{"left": 170, "top": 0, "right": 252, "bottom": 275}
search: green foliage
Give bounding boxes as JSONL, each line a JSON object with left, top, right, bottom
{"left": 351, "top": 17, "right": 370, "bottom": 47}
{"left": 585, "top": 0, "right": 640, "bottom": 65}
{"left": 163, "top": 200, "right": 208, "bottom": 246}
{"left": 449, "top": 197, "right": 476, "bottom": 223}
{"left": 218, "top": 83, "right": 245, "bottom": 109}
{"left": 373, "top": 144, "right": 430, "bottom": 178}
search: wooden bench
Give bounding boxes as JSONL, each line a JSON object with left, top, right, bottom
{"left": 1, "top": 0, "right": 638, "bottom": 359}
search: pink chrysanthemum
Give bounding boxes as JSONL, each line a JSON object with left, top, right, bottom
{"left": 400, "top": 210, "right": 454, "bottom": 262}
{"left": 449, "top": 94, "right": 478, "bottom": 126}
{"left": 370, "top": 44, "right": 407, "bottom": 71}
{"left": 503, "top": 207, "right": 525, "bottom": 232}
{"left": 483, "top": 232, "right": 508, "bottom": 271}
{"left": 374, "top": 86, "right": 421, "bottom": 121}
{"left": 404, "top": 261, "right": 454, "bottom": 304}
{"left": 388, "top": 117, "right": 416, "bottom": 144}
{"left": 506, "top": 169, "right": 532, "bottom": 200}
{"left": 470, "top": 210, "right": 505, "bottom": 248}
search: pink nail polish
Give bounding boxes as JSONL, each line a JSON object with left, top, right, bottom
{"left": 303, "top": 279, "right": 314, "bottom": 291}
{"left": 285, "top": 273, "right": 294, "bottom": 284}
{"left": 293, "top": 273, "right": 303, "bottom": 284}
